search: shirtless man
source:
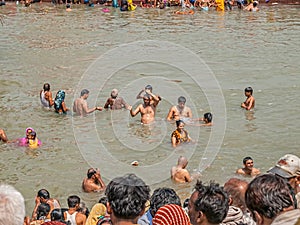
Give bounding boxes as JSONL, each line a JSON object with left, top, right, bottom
{"left": 136, "top": 84, "right": 161, "bottom": 106}
{"left": 32, "top": 189, "right": 61, "bottom": 220}
{"left": 171, "top": 156, "right": 192, "bottom": 183}
{"left": 167, "top": 96, "right": 192, "bottom": 121}
{"left": 0, "top": 129, "right": 8, "bottom": 142}
{"left": 104, "top": 89, "right": 130, "bottom": 110}
{"left": 130, "top": 94, "right": 158, "bottom": 124}
{"left": 82, "top": 168, "right": 106, "bottom": 193}
{"left": 236, "top": 156, "right": 260, "bottom": 177}
{"left": 73, "top": 89, "right": 102, "bottom": 117}
{"left": 241, "top": 87, "right": 255, "bottom": 110}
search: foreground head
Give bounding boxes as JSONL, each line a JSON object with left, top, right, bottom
{"left": 178, "top": 96, "right": 186, "bottom": 109}
{"left": 105, "top": 174, "right": 150, "bottom": 222}
{"left": 244, "top": 87, "right": 253, "bottom": 95}
{"left": 203, "top": 113, "right": 212, "bottom": 123}
{"left": 188, "top": 181, "right": 229, "bottom": 225}
{"left": 51, "top": 209, "right": 65, "bottom": 222}
{"left": 43, "top": 83, "right": 50, "bottom": 91}
{"left": 67, "top": 195, "right": 81, "bottom": 209}
{"left": 245, "top": 174, "right": 294, "bottom": 224}
{"left": 37, "top": 203, "right": 51, "bottom": 220}
{"left": 153, "top": 204, "right": 190, "bottom": 225}
{"left": 150, "top": 187, "right": 181, "bottom": 217}
{"left": 81, "top": 89, "right": 90, "bottom": 97}
{"left": 0, "top": 184, "right": 25, "bottom": 225}
{"left": 111, "top": 89, "right": 119, "bottom": 99}
{"left": 223, "top": 178, "right": 248, "bottom": 212}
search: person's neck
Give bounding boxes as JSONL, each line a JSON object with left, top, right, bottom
{"left": 111, "top": 217, "right": 138, "bottom": 225}
{"left": 68, "top": 207, "right": 77, "bottom": 214}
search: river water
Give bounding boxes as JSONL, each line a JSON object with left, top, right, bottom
{"left": 0, "top": 3, "right": 299, "bottom": 214}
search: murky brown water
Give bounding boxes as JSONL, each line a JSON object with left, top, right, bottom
{"left": 0, "top": 3, "right": 299, "bottom": 215}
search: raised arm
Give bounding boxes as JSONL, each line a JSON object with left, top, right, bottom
{"left": 136, "top": 89, "right": 145, "bottom": 99}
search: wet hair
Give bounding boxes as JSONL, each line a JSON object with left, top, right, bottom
{"left": 105, "top": 173, "right": 150, "bottom": 220}
{"left": 51, "top": 209, "right": 65, "bottom": 221}
{"left": 87, "top": 168, "right": 97, "bottom": 179}
{"left": 178, "top": 96, "right": 186, "bottom": 103}
{"left": 245, "top": 174, "right": 294, "bottom": 220}
{"left": 0, "top": 184, "right": 25, "bottom": 225}
{"left": 204, "top": 113, "right": 212, "bottom": 123}
{"left": 67, "top": 195, "right": 80, "bottom": 208}
{"left": 243, "top": 156, "right": 253, "bottom": 164}
{"left": 253, "top": 1, "right": 257, "bottom": 6}
{"left": 143, "top": 94, "right": 151, "bottom": 100}
{"left": 145, "top": 85, "right": 153, "bottom": 91}
{"left": 244, "top": 87, "right": 253, "bottom": 94}
{"left": 37, "top": 203, "right": 51, "bottom": 220}
{"left": 80, "top": 89, "right": 90, "bottom": 96}
{"left": 192, "top": 181, "right": 229, "bottom": 224}
{"left": 223, "top": 178, "right": 248, "bottom": 212}
{"left": 37, "top": 189, "right": 50, "bottom": 200}
{"left": 176, "top": 120, "right": 184, "bottom": 127}
{"left": 98, "top": 196, "right": 108, "bottom": 206}
{"left": 78, "top": 202, "right": 90, "bottom": 218}
{"left": 150, "top": 187, "right": 181, "bottom": 216}
{"left": 43, "top": 83, "right": 50, "bottom": 92}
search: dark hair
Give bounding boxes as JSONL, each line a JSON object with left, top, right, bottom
{"left": 143, "top": 94, "right": 151, "bottom": 100}
{"left": 81, "top": 89, "right": 89, "bottom": 96}
{"left": 176, "top": 120, "right": 184, "bottom": 127}
{"left": 192, "top": 181, "right": 229, "bottom": 224}
{"left": 98, "top": 196, "right": 108, "bottom": 206}
{"left": 253, "top": 1, "right": 257, "bottom": 6}
{"left": 43, "top": 83, "right": 50, "bottom": 92}
{"left": 243, "top": 157, "right": 253, "bottom": 164}
{"left": 87, "top": 168, "right": 97, "bottom": 179}
{"left": 105, "top": 174, "right": 150, "bottom": 220}
{"left": 245, "top": 174, "right": 294, "bottom": 220}
{"left": 223, "top": 178, "right": 248, "bottom": 212}
{"left": 37, "top": 189, "right": 50, "bottom": 199}
{"left": 30, "top": 131, "right": 36, "bottom": 139}
{"left": 178, "top": 96, "right": 186, "bottom": 103}
{"left": 78, "top": 202, "right": 90, "bottom": 218}
{"left": 183, "top": 198, "right": 189, "bottom": 208}
{"left": 204, "top": 113, "right": 212, "bottom": 123}
{"left": 145, "top": 85, "right": 152, "bottom": 91}
{"left": 67, "top": 195, "right": 80, "bottom": 208}
{"left": 244, "top": 87, "right": 253, "bottom": 94}
{"left": 37, "top": 203, "right": 51, "bottom": 220}
{"left": 51, "top": 209, "right": 65, "bottom": 222}
{"left": 150, "top": 188, "right": 181, "bottom": 216}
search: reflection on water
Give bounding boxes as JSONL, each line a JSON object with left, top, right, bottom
{"left": 0, "top": 3, "right": 300, "bottom": 214}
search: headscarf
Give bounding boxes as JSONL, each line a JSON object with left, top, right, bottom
{"left": 152, "top": 204, "right": 190, "bottom": 225}
{"left": 86, "top": 203, "right": 107, "bottom": 225}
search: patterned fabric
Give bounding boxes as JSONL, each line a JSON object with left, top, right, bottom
{"left": 152, "top": 204, "right": 190, "bottom": 225}
{"left": 171, "top": 129, "right": 189, "bottom": 145}
{"left": 54, "top": 90, "right": 65, "bottom": 112}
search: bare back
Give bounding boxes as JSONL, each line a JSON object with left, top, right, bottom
{"left": 171, "top": 166, "right": 191, "bottom": 183}
{"left": 73, "top": 98, "right": 88, "bottom": 117}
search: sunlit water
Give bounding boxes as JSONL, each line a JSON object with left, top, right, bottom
{"left": 0, "top": 3, "right": 299, "bottom": 215}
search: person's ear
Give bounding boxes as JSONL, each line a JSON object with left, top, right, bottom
{"left": 253, "top": 210, "right": 263, "bottom": 225}
{"left": 106, "top": 202, "right": 112, "bottom": 214}
{"left": 228, "top": 196, "right": 233, "bottom": 206}
{"left": 196, "top": 211, "right": 205, "bottom": 224}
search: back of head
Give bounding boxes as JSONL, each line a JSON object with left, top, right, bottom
{"left": 111, "top": 89, "right": 118, "bottom": 98}
{"left": 152, "top": 204, "right": 190, "bottom": 225}
{"left": 192, "top": 181, "right": 229, "bottom": 224}
{"left": 37, "top": 203, "right": 51, "bottom": 220}
{"left": 177, "top": 156, "right": 188, "bottom": 167}
{"left": 245, "top": 173, "right": 294, "bottom": 220}
{"left": 178, "top": 96, "right": 186, "bottom": 104}
{"left": 223, "top": 178, "right": 248, "bottom": 212}
{"left": 244, "top": 87, "right": 253, "bottom": 94}
{"left": 43, "top": 83, "right": 50, "bottom": 92}
{"left": 204, "top": 113, "right": 212, "bottom": 123}
{"left": 51, "top": 209, "right": 64, "bottom": 221}
{"left": 67, "top": 195, "right": 80, "bottom": 208}
{"left": 150, "top": 188, "right": 181, "bottom": 216}
{"left": 0, "top": 184, "right": 25, "bottom": 225}
{"left": 81, "top": 89, "right": 89, "bottom": 97}
{"left": 38, "top": 189, "right": 50, "bottom": 199}
{"left": 105, "top": 173, "right": 150, "bottom": 220}
{"left": 145, "top": 85, "right": 153, "bottom": 91}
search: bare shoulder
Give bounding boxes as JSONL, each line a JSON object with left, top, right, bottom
{"left": 236, "top": 168, "right": 245, "bottom": 175}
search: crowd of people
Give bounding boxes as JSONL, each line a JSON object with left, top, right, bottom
{"left": 1, "top": 153, "right": 300, "bottom": 225}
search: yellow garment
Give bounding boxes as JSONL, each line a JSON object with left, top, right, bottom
{"left": 85, "top": 203, "right": 106, "bottom": 225}
{"left": 127, "top": 0, "right": 137, "bottom": 10}
{"left": 29, "top": 138, "right": 39, "bottom": 149}
{"left": 215, "top": 0, "right": 224, "bottom": 11}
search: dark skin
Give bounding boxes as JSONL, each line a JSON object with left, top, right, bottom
{"left": 0, "top": 129, "right": 8, "bottom": 142}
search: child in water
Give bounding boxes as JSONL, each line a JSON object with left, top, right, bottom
{"left": 198, "top": 112, "right": 213, "bottom": 126}
{"left": 241, "top": 87, "right": 255, "bottom": 110}
{"left": 27, "top": 131, "right": 40, "bottom": 149}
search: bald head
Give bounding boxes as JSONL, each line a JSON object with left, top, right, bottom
{"left": 177, "top": 156, "right": 188, "bottom": 168}
{"left": 223, "top": 178, "right": 248, "bottom": 212}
